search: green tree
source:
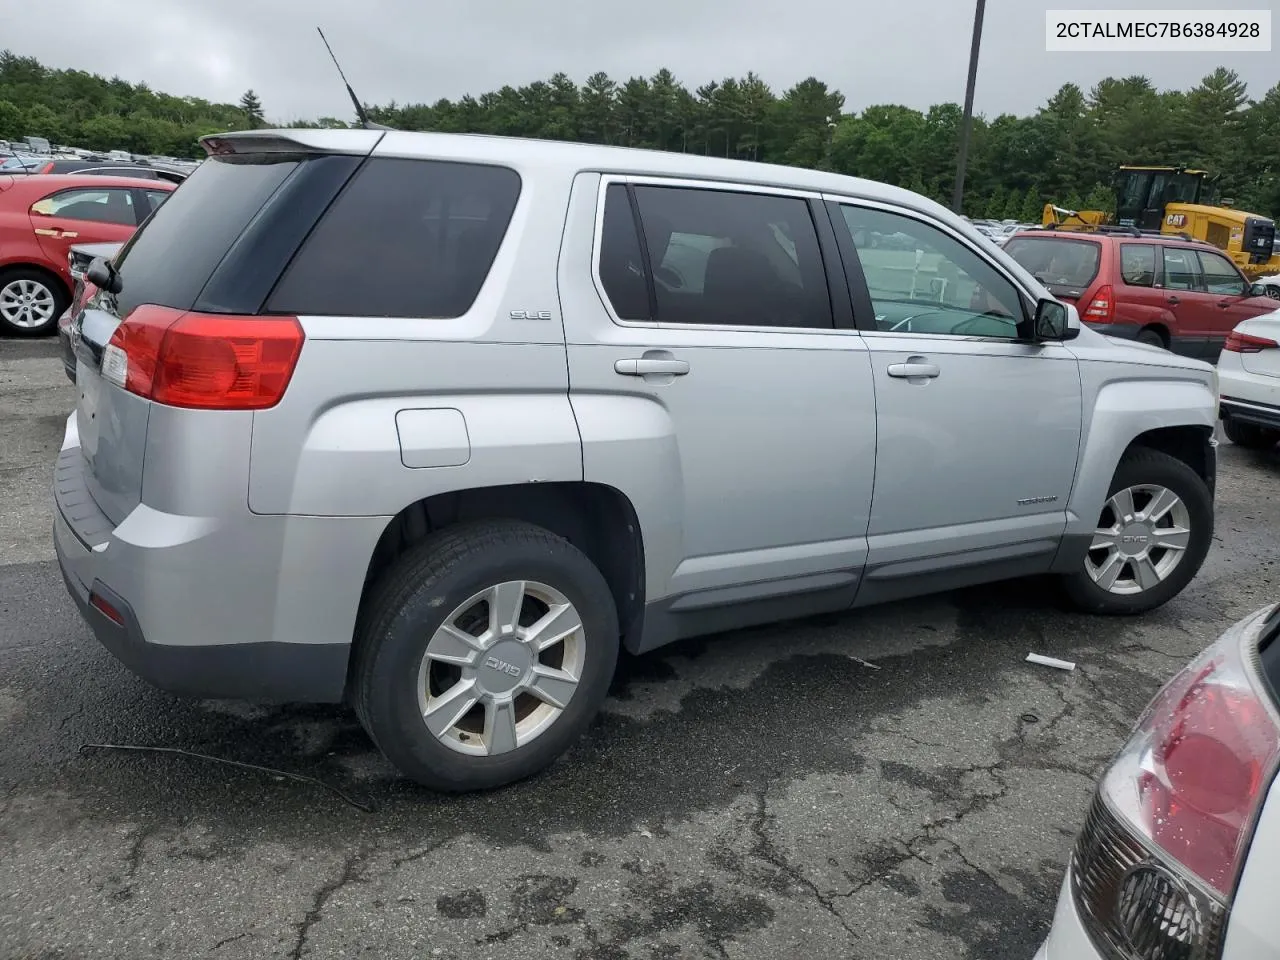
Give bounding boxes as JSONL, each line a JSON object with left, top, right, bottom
{"left": 238, "top": 89, "right": 264, "bottom": 128}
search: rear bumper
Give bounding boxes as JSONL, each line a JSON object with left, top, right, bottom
{"left": 54, "top": 529, "right": 349, "bottom": 701}
{"left": 1031, "top": 869, "right": 1105, "bottom": 960}
{"left": 53, "top": 413, "right": 388, "bottom": 703}
{"left": 1220, "top": 395, "right": 1280, "bottom": 431}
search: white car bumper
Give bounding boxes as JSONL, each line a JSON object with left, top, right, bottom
{"left": 1033, "top": 870, "right": 1105, "bottom": 960}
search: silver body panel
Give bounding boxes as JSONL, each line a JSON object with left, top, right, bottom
{"left": 52, "top": 128, "right": 1218, "bottom": 702}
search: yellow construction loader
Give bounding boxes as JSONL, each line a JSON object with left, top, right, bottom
{"left": 1042, "top": 166, "right": 1279, "bottom": 285}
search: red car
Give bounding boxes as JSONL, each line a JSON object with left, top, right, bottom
{"left": 0, "top": 173, "right": 175, "bottom": 336}
{"left": 1004, "top": 229, "right": 1278, "bottom": 359}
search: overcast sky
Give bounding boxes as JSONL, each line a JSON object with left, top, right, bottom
{"left": 3, "top": 0, "right": 1275, "bottom": 121}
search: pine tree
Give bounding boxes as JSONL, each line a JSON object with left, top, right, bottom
{"left": 238, "top": 89, "right": 264, "bottom": 129}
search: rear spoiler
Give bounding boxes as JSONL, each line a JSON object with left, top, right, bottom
{"left": 199, "top": 128, "right": 385, "bottom": 158}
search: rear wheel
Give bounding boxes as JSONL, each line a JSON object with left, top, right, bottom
{"left": 352, "top": 519, "right": 619, "bottom": 792}
{"left": 1135, "top": 327, "right": 1166, "bottom": 349}
{"left": 1061, "top": 449, "right": 1212, "bottom": 615}
{"left": 1223, "top": 418, "right": 1280, "bottom": 450}
{"left": 0, "top": 267, "right": 67, "bottom": 337}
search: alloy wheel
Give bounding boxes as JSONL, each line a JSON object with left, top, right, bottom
{"left": 416, "top": 580, "right": 586, "bottom": 757}
{"left": 0, "top": 278, "right": 56, "bottom": 329}
{"left": 1085, "top": 484, "right": 1191, "bottom": 595}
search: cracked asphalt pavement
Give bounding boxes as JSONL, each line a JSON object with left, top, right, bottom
{"left": 2, "top": 338, "right": 1279, "bottom": 959}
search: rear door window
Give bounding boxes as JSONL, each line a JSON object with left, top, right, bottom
{"left": 630, "top": 185, "right": 832, "bottom": 328}
{"left": 1119, "top": 244, "right": 1157, "bottom": 287}
{"left": 268, "top": 158, "right": 521, "bottom": 319}
{"left": 32, "top": 188, "right": 137, "bottom": 226}
{"left": 597, "top": 183, "right": 650, "bottom": 321}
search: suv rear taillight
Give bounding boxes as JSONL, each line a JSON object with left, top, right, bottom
{"left": 38, "top": 161, "right": 54, "bottom": 174}
{"left": 1224, "top": 330, "right": 1278, "bottom": 353}
{"left": 1072, "top": 606, "right": 1280, "bottom": 958}
{"left": 101, "top": 305, "right": 304, "bottom": 410}
{"left": 1084, "top": 284, "right": 1115, "bottom": 322}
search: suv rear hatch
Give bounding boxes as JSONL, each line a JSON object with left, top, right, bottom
{"left": 1002, "top": 234, "right": 1102, "bottom": 303}
{"left": 66, "top": 131, "right": 380, "bottom": 524}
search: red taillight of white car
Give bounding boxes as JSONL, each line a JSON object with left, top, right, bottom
{"left": 1073, "top": 604, "right": 1280, "bottom": 959}
{"left": 1223, "top": 330, "right": 1279, "bottom": 354}
{"left": 101, "top": 304, "right": 304, "bottom": 410}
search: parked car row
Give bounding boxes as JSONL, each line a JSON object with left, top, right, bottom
{"left": 0, "top": 173, "right": 175, "bottom": 335}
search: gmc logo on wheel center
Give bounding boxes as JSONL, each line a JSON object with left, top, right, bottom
{"left": 485, "top": 657, "right": 522, "bottom": 677}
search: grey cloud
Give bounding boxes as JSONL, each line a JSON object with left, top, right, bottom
{"left": 7, "top": 0, "right": 1277, "bottom": 123}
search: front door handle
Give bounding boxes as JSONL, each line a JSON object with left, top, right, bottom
{"left": 615, "top": 358, "right": 690, "bottom": 377}
{"left": 887, "top": 360, "right": 940, "bottom": 380}
{"left": 1217, "top": 299, "right": 1233, "bottom": 309}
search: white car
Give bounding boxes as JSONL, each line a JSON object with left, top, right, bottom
{"left": 1218, "top": 310, "right": 1280, "bottom": 449}
{"left": 1034, "top": 602, "right": 1280, "bottom": 959}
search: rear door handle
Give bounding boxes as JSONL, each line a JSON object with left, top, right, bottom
{"left": 615, "top": 358, "right": 689, "bottom": 376}
{"left": 1167, "top": 295, "right": 1180, "bottom": 305}
{"left": 887, "top": 361, "right": 940, "bottom": 379}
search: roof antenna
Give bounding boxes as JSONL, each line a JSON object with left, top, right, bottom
{"left": 316, "top": 27, "right": 395, "bottom": 131}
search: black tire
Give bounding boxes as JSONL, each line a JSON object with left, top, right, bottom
{"left": 1223, "top": 418, "right": 1280, "bottom": 450}
{"left": 352, "top": 519, "right": 619, "bottom": 792}
{"left": 1061, "top": 448, "right": 1213, "bottom": 615}
{"left": 0, "top": 266, "right": 68, "bottom": 337}
{"left": 1135, "top": 328, "right": 1166, "bottom": 349}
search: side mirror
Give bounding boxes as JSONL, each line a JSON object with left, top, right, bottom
{"left": 1249, "top": 282, "right": 1272, "bottom": 299}
{"left": 1033, "top": 298, "right": 1079, "bottom": 341}
{"left": 86, "top": 257, "right": 122, "bottom": 295}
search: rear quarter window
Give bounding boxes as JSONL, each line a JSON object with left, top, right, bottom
{"left": 267, "top": 157, "right": 521, "bottom": 319}
{"left": 112, "top": 154, "right": 302, "bottom": 318}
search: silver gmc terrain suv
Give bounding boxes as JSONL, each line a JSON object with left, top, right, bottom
{"left": 55, "top": 128, "right": 1219, "bottom": 791}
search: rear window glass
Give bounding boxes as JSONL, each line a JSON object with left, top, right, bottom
{"left": 267, "top": 158, "right": 521, "bottom": 319}
{"left": 1003, "top": 236, "right": 1101, "bottom": 288}
{"left": 112, "top": 154, "right": 300, "bottom": 318}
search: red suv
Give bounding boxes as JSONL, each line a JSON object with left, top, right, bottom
{"left": 0, "top": 173, "right": 175, "bottom": 336}
{"left": 1004, "top": 229, "right": 1277, "bottom": 359}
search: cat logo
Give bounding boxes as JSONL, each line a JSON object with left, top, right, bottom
{"left": 1165, "top": 213, "right": 1187, "bottom": 228}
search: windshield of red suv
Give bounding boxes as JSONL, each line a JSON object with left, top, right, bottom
{"left": 1003, "top": 236, "right": 1101, "bottom": 290}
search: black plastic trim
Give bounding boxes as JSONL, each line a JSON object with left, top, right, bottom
{"left": 634, "top": 577, "right": 859, "bottom": 654}
{"left": 808, "top": 196, "right": 855, "bottom": 330}
{"left": 822, "top": 199, "right": 877, "bottom": 330}
{"left": 1221, "top": 398, "right": 1280, "bottom": 431}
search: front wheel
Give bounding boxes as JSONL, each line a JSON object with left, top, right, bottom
{"left": 352, "top": 519, "right": 619, "bottom": 792}
{"left": 1061, "top": 449, "right": 1212, "bottom": 615}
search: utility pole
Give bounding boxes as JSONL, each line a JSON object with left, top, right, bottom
{"left": 951, "top": 0, "right": 987, "bottom": 214}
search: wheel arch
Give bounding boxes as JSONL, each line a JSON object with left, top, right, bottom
{"left": 1064, "top": 377, "right": 1217, "bottom": 544}
{"left": 0, "top": 260, "right": 71, "bottom": 299}
{"left": 1136, "top": 322, "right": 1171, "bottom": 348}
{"left": 357, "top": 481, "right": 647, "bottom": 656}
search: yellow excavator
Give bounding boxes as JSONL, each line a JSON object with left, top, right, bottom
{"left": 1042, "top": 166, "right": 1279, "bottom": 288}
